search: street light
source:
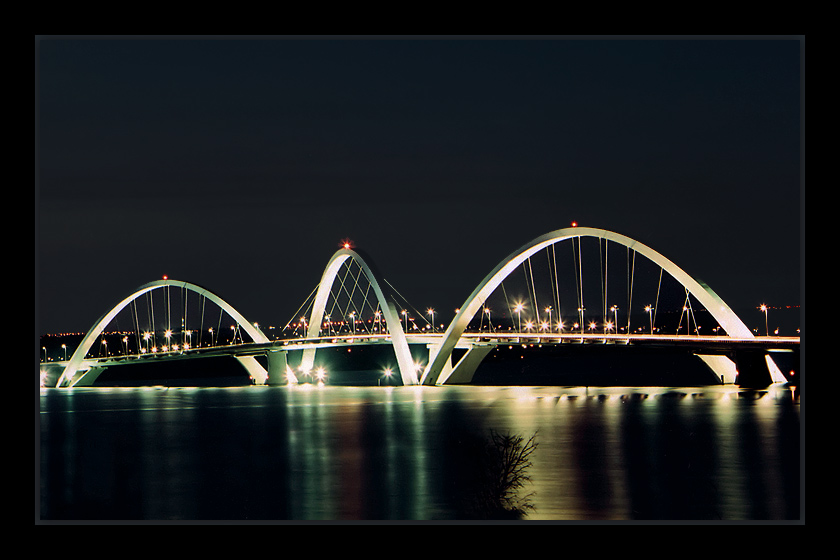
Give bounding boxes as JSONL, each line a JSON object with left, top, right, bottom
{"left": 427, "top": 308, "right": 435, "bottom": 333}
{"left": 349, "top": 311, "right": 356, "bottom": 336}
{"left": 402, "top": 310, "right": 408, "bottom": 332}
{"left": 645, "top": 305, "right": 654, "bottom": 334}
{"left": 62, "top": 344, "right": 67, "bottom": 361}
{"left": 514, "top": 303, "right": 524, "bottom": 334}
{"left": 611, "top": 305, "right": 619, "bottom": 334}
{"left": 760, "top": 304, "right": 769, "bottom": 336}
{"left": 545, "top": 307, "right": 552, "bottom": 332}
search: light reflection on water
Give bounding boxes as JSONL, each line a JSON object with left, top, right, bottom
{"left": 39, "top": 384, "right": 800, "bottom": 522}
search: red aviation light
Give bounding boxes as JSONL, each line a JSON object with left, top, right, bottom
{"left": 571, "top": 221, "right": 578, "bottom": 227}
{"left": 340, "top": 238, "right": 354, "bottom": 250}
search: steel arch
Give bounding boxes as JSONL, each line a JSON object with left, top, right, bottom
{"left": 56, "top": 279, "right": 268, "bottom": 387}
{"left": 300, "top": 248, "right": 418, "bottom": 385}
{"left": 420, "top": 226, "right": 778, "bottom": 385}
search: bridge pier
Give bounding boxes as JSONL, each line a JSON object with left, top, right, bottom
{"left": 70, "top": 366, "right": 108, "bottom": 387}
{"left": 427, "top": 343, "right": 494, "bottom": 385}
{"left": 266, "top": 350, "right": 291, "bottom": 385}
{"left": 695, "top": 354, "right": 738, "bottom": 384}
{"left": 234, "top": 355, "right": 268, "bottom": 385}
{"left": 732, "top": 349, "right": 778, "bottom": 388}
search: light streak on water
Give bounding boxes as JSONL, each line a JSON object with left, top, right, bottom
{"left": 39, "top": 383, "right": 800, "bottom": 522}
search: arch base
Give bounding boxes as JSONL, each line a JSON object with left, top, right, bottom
{"left": 430, "top": 344, "right": 494, "bottom": 385}
{"left": 234, "top": 356, "right": 267, "bottom": 385}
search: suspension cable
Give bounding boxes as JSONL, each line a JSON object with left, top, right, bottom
{"left": 198, "top": 294, "right": 206, "bottom": 347}
{"left": 523, "top": 266, "right": 535, "bottom": 323}
{"left": 627, "top": 247, "right": 636, "bottom": 335}
{"left": 131, "top": 298, "right": 141, "bottom": 355}
{"left": 527, "top": 256, "right": 540, "bottom": 324}
{"left": 383, "top": 278, "right": 431, "bottom": 328}
{"left": 551, "top": 243, "right": 562, "bottom": 326}
{"left": 500, "top": 280, "right": 514, "bottom": 330}
{"left": 599, "top": 238, "right": 605, "bottom": 325}
{"left": 282, "top": 284, "right": 319, "bottom": 334}
{"left": 653, "top": 267, "right": 663, "bottom": 333}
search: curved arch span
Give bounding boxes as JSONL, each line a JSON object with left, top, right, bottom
{"left": 421, "top": 226, "right": 768, "bottom": 385}
{"left": 300, "top": 248, "right": 418, "bottom": 385}
{"left": 57, "top": 279, "right": 268, "bottom": 387}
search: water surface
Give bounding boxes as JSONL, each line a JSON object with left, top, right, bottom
{"left": 38, "top": 384, "right": 801, "bottom": 521}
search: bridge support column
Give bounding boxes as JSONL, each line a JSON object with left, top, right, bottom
{"left": 733, "top": 350, "right": 783, "bottom": 388}
{"left": 234, "top": 355, "right": 268, "bottom": 385}
{"left": 71, "top": 367, "right": 108, "bottom": 387}
{"left": 432, "top": 344, "right": 494, "bottom": 385}
{"left": 695, "top": 354, "right": 738, "bottom": 384}
{"left": 266, "top": 350, "right": 291, "bottom": 385}
{"left": 427, "top": 344, "right": 454, "bottom": 383}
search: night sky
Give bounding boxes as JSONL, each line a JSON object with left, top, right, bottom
{"left": 36, "top": 37, "right": 803, "bottom": 337}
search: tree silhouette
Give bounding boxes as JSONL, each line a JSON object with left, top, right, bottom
{"left": 471, "top": 429, "right": 539, "bottom": 519}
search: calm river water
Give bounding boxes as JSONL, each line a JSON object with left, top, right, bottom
{"left": 38, "top": 383, "right": 801, "bottom": 522}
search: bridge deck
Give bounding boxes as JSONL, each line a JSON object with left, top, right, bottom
{"left": 54, "top": 332, "right": 799, "bottom": 370}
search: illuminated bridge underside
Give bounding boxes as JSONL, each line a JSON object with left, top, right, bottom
{"left": 300, "top": 249, "right": 417, "bottom": 385}
{"left": 56, "top": 279, "right": 269, "bottom": 388}
{"left": 420, "top": 227, "right": 787, "bottom": 386}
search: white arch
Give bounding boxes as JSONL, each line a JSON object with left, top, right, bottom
{"left": 421, "top": 226, "right": 772, "bottom": 385}
{"left": 300, "top": 249, "right": 418, "bottom": 385}
{"left": 56, "top": 279, "right": 268, "bottom": 387}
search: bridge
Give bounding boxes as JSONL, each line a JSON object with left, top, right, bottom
{"left": 42, "top": 227, "right": 800, "bottom": 389}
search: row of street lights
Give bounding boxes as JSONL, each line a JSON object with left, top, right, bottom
{"left": 510, "top": 302, "right": 657, "bottom": 335}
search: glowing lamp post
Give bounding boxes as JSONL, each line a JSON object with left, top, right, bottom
{"left": 760, "top": 304, "right": 769, "bottom": 336}
{"left": 427, "top": 308, "right": 435, "bottom": 333}
{"left": 514, "top": 303, "right": 524, "bottom": 334}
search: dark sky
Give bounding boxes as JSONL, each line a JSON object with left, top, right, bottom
{"left": 36, "top": 36, "right": 802, "bottom": 336}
